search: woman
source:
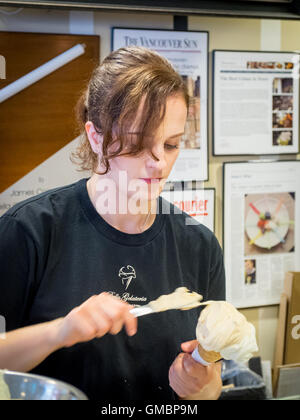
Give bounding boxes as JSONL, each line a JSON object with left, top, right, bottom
{"left": 0, "top": 46, "right": 225, "bottom": 400}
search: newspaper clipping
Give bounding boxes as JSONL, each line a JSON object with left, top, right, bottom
{"left": 213, "top": 50, "right": 300, "bottom": 155}
{"left": 224, "top": 161, "right": 300, "bottom": 308}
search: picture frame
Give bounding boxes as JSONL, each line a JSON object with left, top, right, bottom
{"left": 213, "top": 50, "right": 300, "bottom": 156}
{"left": 161, "top": 185, "right": 215, "bottom": 233}
{"left": 223, "top": 160, "right": 300, "bottom": 308}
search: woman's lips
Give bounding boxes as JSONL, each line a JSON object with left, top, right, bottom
{"left": 140, "top": 178, "right": 162, "bottom": 184}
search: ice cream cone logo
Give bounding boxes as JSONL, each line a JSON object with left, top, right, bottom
{"left": 118, "top": 265, "right": 136, "bottom": 290}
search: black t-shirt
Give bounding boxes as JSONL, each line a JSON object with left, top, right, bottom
{"left": 0, "top": 178, "right": 225, "bottom": 400}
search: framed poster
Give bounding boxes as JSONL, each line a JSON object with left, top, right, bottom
{"left": 161, "top": 187, "right": 215, "bottom": 233}
{"left": 213, "top": 50, "right": 300, "bottom": 156}
{"left": 112, "top": 28, "right": 209, "bottom": 181}
{"left": 223, "top": 160, "right": 300, "bottom": 309}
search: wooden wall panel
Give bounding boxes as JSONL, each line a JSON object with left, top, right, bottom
{"left": 0, "top": 32, "right": 99, "bottom": 192}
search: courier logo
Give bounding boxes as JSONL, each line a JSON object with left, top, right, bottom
{"left": 291, "top": 315, "right": 300, "bottom": 340}
{"left": 0, "top": 55, "right": 6, "bottom": 79}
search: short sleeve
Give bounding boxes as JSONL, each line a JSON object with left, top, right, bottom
{"left": 208, "top": 234, "right": 226, "bottom": 301}
{"left": 0, "top": 215, "right": 37, "bottom": 331}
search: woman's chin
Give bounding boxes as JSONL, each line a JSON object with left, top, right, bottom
{"left": 132, "top": 190, "right": 160, "bottom": 203}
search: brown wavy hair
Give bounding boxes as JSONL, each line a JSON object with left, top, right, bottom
{"left": 72, "top": 46, "right": 189, "bottom": 175}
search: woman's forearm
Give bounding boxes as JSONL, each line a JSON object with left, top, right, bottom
{"left": 0, "top": 318, "right": 64, "bottom": 372}
{"left": 0, "top": 293, "right": 137, "bottom": 373}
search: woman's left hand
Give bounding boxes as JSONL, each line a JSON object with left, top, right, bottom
{"left": 168, "top": 340, "right": 223, "bottom": 400}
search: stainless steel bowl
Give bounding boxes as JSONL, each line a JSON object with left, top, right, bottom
{"left": 0, "top": 369, "right": 88, "bottom": 400}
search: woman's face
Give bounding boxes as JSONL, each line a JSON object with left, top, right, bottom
{"left": 87, "top": 94, "right": 187, "bottom": 208}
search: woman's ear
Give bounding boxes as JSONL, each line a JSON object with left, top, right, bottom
{"left": 85, "top": 121, "right": 103, "bottom": 154}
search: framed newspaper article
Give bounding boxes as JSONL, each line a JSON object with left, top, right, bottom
{"left": 112, "top": 27, "right": 209, "bottom": 181}
{"left": 223, "top": 160, "right": 300, "bottom": 309}
{"left": 161, "top": 186, "right": 215, "bottom": 233}
{"left": 213, "top": 50, "right": 300, "bottom": 156}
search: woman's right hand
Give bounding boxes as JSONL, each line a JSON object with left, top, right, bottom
{"left": 55, "top": 292, "right": 137, "bottom": 348}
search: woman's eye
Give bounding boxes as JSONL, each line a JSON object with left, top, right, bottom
{"left": 164, "top": 144, "right": 179, "bottom": 150}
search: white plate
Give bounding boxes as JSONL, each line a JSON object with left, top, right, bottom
{"left": 245, "top": 197, "right": 289, "bottom": 249}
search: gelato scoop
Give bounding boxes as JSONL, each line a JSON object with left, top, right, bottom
{"left": 149, "top": 287, "right": 203, "bottom": 312}
{"left": 192, "top": 301, "right": 258, "bottom": 365}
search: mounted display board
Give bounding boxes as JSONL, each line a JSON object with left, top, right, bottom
{"left": 223, "top": 160, "right": 300, "bottom": 308}
{"left": 0, "top": 31, "right": 99, "bottom": 192}
{"left": 213, "top": 50, "right": 300, "bottom": 156}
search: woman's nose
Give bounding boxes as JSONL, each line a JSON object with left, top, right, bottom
{"left": 145, "top": 146, "right": 167, "bottom": 171}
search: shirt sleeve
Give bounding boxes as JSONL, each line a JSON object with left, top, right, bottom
{"left": 208, "top": 234, "right": 226, "bottom": 301}
{"left": 0, "top": 215, "right": 37, "bottom": 332}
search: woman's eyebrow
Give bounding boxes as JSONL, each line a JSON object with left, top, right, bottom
{"left": 166, "top": 132, "right": 185, "bottom": 140}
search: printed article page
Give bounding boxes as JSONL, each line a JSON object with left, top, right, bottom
{"left": 224, "top": 161, "right": 300, "bottom": 308}
{"left": 113, "top": 28, "right": 208, "bottom": 181}
{"left": 214, "top": 51, "right": 299, "bottom": 155}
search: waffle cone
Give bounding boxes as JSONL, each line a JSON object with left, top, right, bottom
{"left": 197, "top": 344, "right": 222, "bottom": 364}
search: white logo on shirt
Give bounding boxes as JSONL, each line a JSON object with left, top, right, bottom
{"left": 118, "top": 265, "right": 136, "bottom": 290}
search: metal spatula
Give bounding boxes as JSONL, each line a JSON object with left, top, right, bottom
{"left": 129, "top": 299, "right": 204, "bottom": 317}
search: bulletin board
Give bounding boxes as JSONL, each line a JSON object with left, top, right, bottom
{"left": 0, "top": 31, "right": 99, "bottom": 192}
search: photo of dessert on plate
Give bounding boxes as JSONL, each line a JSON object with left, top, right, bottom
{"left": 244, "top": 192, "right": 295, "bottom": 255}
{"left": 272, "top": 112, "right": 293, "bottom": 129}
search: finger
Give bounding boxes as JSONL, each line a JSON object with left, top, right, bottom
{"left": 123, "top": 308, "right": 138, "bottom": 337}
{"left": 181, "top": 340, "right": 198, "bottom": 353}
{"left": 173, "top": 374, "right": 199, "bottom": 397}
{"left": 90, "top": 297, "right": 125, "bottom": 336}
{"left": 99, "top": 304, "right": 128, "bottom": 335}
{"left": 84, "top": 294, "right": 127, "bottom": 336}
{"left": 109, "top": 319, "right": 124, "bottom": 335}
{"left": 169, "top": 363, "right": 193, "bottom": 397}
{"left": 102, "top": 300, "right": 137, "bottom": 336}
{"left": 173, "top": 353, "right": 201, "bottom": 386}
{"left": 68, "top": 305, "right": 111, "bottom": 343}
{"left": 182, "top": 353, "right": 209, "bottom": 380}
{"left": 80, "top": 304, "right": 113, "bottom": 338}
{"left": 169, "top": 369, "right": 193, "bottom": 398}
{"left": 96, "top": 293, "right": 137, "bottom": 336}
{"left": 169, "top": 359, "right": 199, "bottom": 397}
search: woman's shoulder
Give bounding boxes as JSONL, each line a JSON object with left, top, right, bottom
{"left": 1, "top": 180, "right": 83, "bottom": 237}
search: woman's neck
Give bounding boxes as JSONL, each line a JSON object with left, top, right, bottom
{"left": 86, "top": 174, "right": 157, "bottom": 234}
